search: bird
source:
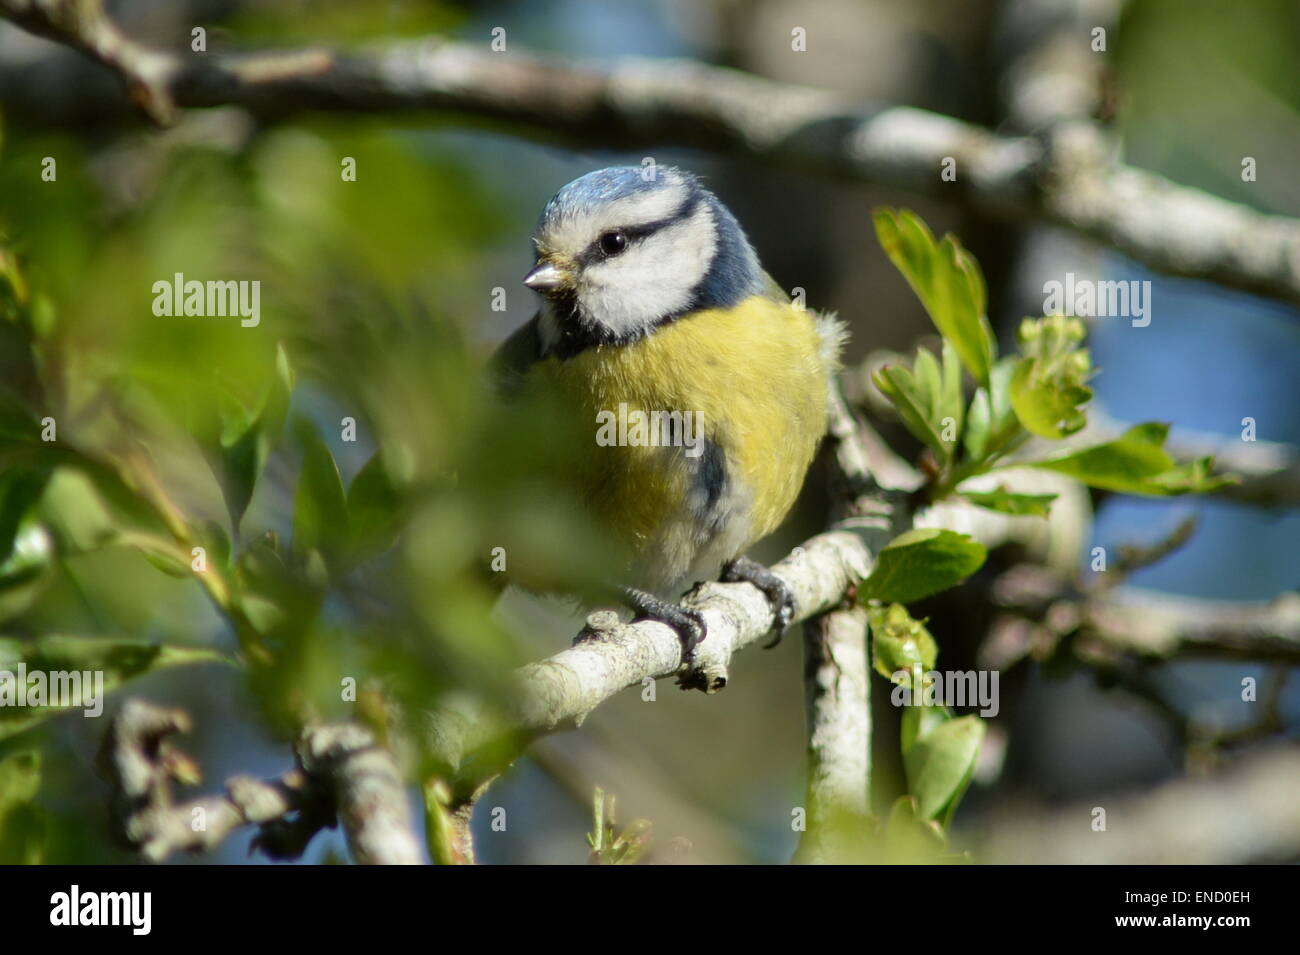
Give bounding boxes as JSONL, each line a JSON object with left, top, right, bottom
{"left": 491, "top": 165, "right": 843, "bottom": 654}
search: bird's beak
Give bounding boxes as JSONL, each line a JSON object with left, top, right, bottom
{"left": 523, "top": 261, "right": 566, "bottom": 292}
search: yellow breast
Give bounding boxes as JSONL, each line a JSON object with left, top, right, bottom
{"left": 527, "top": 295, "right": 832, "bottom": 580}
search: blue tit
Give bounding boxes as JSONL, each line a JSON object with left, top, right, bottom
{"left": 493, "top": 165, "right": 843, "bottom": 652}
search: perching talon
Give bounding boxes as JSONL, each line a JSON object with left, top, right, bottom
{"left": 622, "top": 587, "right": 709, "bottom": 658}
{"left": 721, "top": 556, "right": 796, "bottom": 648}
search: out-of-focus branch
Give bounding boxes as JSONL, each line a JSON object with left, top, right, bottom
{"left": 977, "top": 744, "right": 1300, "bottom": 863}
{"left": 99, "top": 700, "right": 317, "bottom": 861}
{"left": 1080, "top": 589, "right": 1300, "bottom": 664}
{"left": 997, "top": 0, "right": 1120, "bottom": 131}
{"left": 4, "top": 7, "right": 1300, "bottom": 307}
{"left": 0, "top": 0, "right": 177, "bottom": 123}
{"left": 990, "top": 563, "right": 1300, "bottom": 667}
{"left": 99, "top": 699, "right": 423, "bottom": 864}
{"left": 297, "top": 722, "right": 423, "bottom": 865}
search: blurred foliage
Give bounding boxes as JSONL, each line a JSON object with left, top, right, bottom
{"left": 0, "top": 90, "right": 621, "bottom": 860}
{"left": 225, "top": 0, "right": 465, "bottom": 46}
{"left": 1117, "top": 0, "right": 1300, "bottom": 216}
{"left": 586, "top": 787, "right": 653, "bottom": 865}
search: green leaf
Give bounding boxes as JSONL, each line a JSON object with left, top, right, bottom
{"left": 860, "top": 528, "right": 987, "bottom": 604}
{"left": 874, "top": 208, "right": 995, "bottom": 387}
{"left": 347, "top": 450, "right": 402, "bottom": 563}
{"left": 913, "top": 347, "right": 943, "bottom": 414}
{"left": 217, "top": 344, "right": 295, "bottom": 528}
{"left": 938, "top": 341, "right": 964, "bottom": 449}
{"left": 873, "top": 363, "right": 948, "bottom": 456}
{"left": 197, "top": 519, "right": 232, "bottom": 573}
{"left": 0, "top": 750, "right": 45, "bottom": 864}
{"left": 869, "top": 602, "right": 938, "bottom": 684}
{"left": 236, "top": 536, "right": 295, "bottom": 636}
{"left": 881, "top": 345, "right": 965, "bottom": 463}
{"left": 0, "top": 521, "right": 55, "bottom": 623}
{"left": 136, "top": 543, "right": 193, "bottom": 578}
{"left": 963, "top": 388, "right": 992, "bottom": 462}
{"left": 1146, "top": 456, "right": 1240, "bottom": 495}
{"left": 293, "top": 426, "right": 349, "bottom": 564}
{"left": 904, "top": 714, "right": 986, "bottom": 823}
{"left": 884, "top": 795, "right": 949, "bottom": 860}
{"left": 960, "top": 488, "right": 1057, "bottom": 516}
{"left": 0, "top": 247, "right": 31, "bottom": 316}
{"left": 901, "top": 701, "right": 951, "bottom": 755}
{"left": 0, "top": 469, "right": 48, "bottom": 567}
{"left": 1026, "top": 422, "right": 1234, "bottom": 495}
{"left": 0, "top": 635, "right": 228, "bottom": 741}
{"left": 1027, "top": 423, "right": 1169, "bottom": 492}
{"left": 0, "top": 750, "right": 40, "bottom": 807}
{"left": 963, "top": 358, "right": 1023, "bottom": 464}
{"left": 37, "top": 468, "right": 118, "bottom": 554}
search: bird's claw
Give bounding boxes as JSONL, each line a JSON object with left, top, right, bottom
{"left": 721, "top": 556, "right": 796, "bottom": 647}
{"left": 622, "top": 587, "right": 708, "bottom": 658}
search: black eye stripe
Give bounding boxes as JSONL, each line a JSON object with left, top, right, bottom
{"left": 577, "top": 192, "right": 702, "bottom": 264}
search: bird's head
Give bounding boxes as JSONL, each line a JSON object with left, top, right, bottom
{"left": 524, "top": 166, "right": 763, "bottom": 356}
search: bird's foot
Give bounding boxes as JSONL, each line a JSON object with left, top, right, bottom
{"left": 622, "top": 587, "right": 708, "bottom": 659}
{"left": 721, "top": 556, "right": 796, "bottom": 647}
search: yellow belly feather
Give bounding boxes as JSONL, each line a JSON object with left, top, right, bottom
{"left": 528, "top": 295, "right": 831, "bottom": 588}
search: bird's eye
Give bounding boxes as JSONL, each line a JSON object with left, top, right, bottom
{"left": 598, "top": 230, "right": 628, "bottom": 256}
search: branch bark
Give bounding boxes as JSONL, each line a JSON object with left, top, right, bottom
{"left": 795, "top": 387, "right": 902, "bottom": 862}
{"left": 99, "top": 699, "right": 423, "bottom": 864}
{"left": 427, "top": 514, "right": 893, "bottom": 804}
{"left": 797, "top": 607, "right": 873, "bottom": 863}
{"left": 4, "top": 4, "right": 1300, "bottom": 307}
{"left": 297, "top": 722, "right": 423, "bottom": 865}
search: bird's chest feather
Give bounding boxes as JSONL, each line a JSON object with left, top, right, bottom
{"left": 527, "top": 297, "right": 830, "bottom": 555}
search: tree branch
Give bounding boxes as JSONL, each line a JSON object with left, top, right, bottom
{"left": 4, "top": 5, "right": 1300, "bottom": 307}
{"left": 99, "top": 699, "right": 423, "bottom": 864}
{"left": 990, "top": 562, "right": 1300, "bottom": 666}
{"left": 0, "top": 0, "right": 177, "bottom": 123}
{"left": 977, "top": 745, "right": 1300, "bottom": 863}
{"left": 428, "top": 513, "right": 896, "bottom": 804}
{"left": 797, "top": 607, "right": 873, "bottom": 863}
{"left": 296, "top": 722, "right": 423, "bottom": 865}
{"left": 795, "top": 388, "right": 903, "bottom": 862}
{"left": 1080, "top": 589, "right": 1300, "bottom": 664}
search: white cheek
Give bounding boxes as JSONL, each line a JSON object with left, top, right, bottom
{"left": 581, "top": 213, "right": 716, "bottom": 335}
